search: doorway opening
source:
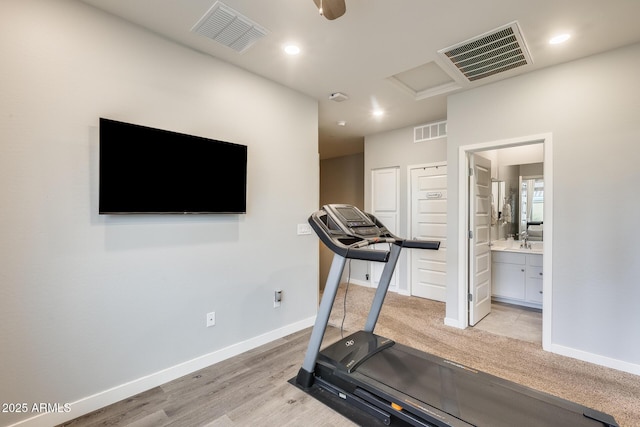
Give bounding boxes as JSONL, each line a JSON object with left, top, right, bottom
{"left": 457, "top": 133, "right": 553, "bottom": 351}
{"left": 474, "top": 301, "right": 542, "bottom": 344}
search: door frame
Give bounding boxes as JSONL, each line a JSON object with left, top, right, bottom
{"left": 456, "top": 133, "right": 553, "bottom": 351}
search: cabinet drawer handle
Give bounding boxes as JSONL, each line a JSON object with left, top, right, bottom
{"left": 521, "top": 269, "right": 525, "bottom": 272}
{"left": 539, "top": 290, "right": 543, "bottom": 294}
{"left": 539, "top": 272, "right": 543, "bottom": 276}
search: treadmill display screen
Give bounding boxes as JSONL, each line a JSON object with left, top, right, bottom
{"left": 336, "top": 207, "right": 363, "bottom": 221}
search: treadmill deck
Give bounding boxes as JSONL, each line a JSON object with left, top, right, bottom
{"left": 317, "top": 332, "right": 618, "bottom": 427}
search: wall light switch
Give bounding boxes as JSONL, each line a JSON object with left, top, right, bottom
{"left": 297, "top": 223, "right": 312, "bottom": 235}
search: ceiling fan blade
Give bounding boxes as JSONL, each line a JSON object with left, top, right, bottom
{"left": 312, "top": 0, "right": 346, "bottom": 20}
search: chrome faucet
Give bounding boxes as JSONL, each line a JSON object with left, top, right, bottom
{"left": 520, "top": 231, "right": 531, "bottom": 249}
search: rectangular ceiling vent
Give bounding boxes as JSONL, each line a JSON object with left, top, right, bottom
{"left": 191, "top": 1, "right": 268, "bottom": 53}
{"left": 438, "top": 21, "right": 532, "bottom": 82}
{"left": 415, "top": 120, "right": 447, "bottom": 143}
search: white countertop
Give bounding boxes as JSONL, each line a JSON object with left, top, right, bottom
{"left": 490, "top": 239, "right": 543, "bottom": 254}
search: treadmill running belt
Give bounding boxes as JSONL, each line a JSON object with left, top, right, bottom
{"left": 356, "top": 345, "right": 606, "bottom": 427}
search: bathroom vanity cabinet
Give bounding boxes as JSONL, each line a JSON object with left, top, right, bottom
{"left": 491, "top": 250, "right": 543, "bottom": 309}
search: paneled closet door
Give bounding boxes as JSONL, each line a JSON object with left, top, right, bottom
{"left": 371, "top": 167, "right": 399, "bottom": 290}
{"left": 469, "top": 154, "right": 492, "bottom": 325}
{"left": 409, "top": 163, "right": 447, "bottom": 301}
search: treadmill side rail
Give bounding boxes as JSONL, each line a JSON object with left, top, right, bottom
{"left": 315, "top": 377, "right": 392, "bottom": 426}
{"left": 353, "top": 388, "right": 472, "bottom": 427}
{"left": 583, "top": 408, "right": 620, "bottom": 427}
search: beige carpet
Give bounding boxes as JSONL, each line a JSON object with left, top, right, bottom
{"left": 325, "top": 283, "right": 639, "bottom": 426}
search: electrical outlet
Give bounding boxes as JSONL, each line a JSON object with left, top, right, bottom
{"left": 274, "top": 290, "right": 282, "bottom": 308}
{"left": 206, "top": 311, "right": 216, "bottom": 327}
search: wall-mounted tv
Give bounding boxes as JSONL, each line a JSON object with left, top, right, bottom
{"left": 99, "top": 118, "right": 247, "bottom": 214}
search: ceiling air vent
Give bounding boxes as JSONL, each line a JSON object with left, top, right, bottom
{"left": 438, "top": 21, "right": 532, "bottom": 82}
{"left": 415, "top": 120, "right": 447, "bottom": 143}
{"left": 191, "top": 1, "right": 268, "bottom": 53}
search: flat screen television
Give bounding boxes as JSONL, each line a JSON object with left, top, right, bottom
{"left": 99, "top": 118, "right": 247, "bottom": 214}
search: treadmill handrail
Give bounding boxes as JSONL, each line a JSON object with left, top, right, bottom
{"left": 401, "top": 239, "right": 441, "bottom": 250}
{"left": 308, "top": 207, "right": 441, "bottom": 262}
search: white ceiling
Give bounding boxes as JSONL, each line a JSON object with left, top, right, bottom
{"left": 80, "top": 0, "right": 640, "bottom": 159}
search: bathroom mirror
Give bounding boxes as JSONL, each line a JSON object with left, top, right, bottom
{"left": 519, "top": 177, "right": 544, "bottom": 240}
{"left": 491, "top": 180, "right": 503, "bottom": 240}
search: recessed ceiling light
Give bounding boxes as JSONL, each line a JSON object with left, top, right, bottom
{"left": 372, "top": 109, "right": 385, "bottom": 117}
{"left": 284, "top": 44, "right": 301, "bottom": 55}
{"left": 337, "top": 120, "right": 346, "bottom": 126}
{"left": 549, "top": 34, "right": 571, "bottom": 45}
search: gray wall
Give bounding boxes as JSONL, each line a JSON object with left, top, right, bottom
{"left": 0, "top": 1, "right": 319, "bottom": 425}
{"left": 446, "top": 42, "right": 640, "bottom": 369}
{"left": 364, "top": 125, "right": 447, "bottom": 292}
{"left": 319, "top": 153, "right": 364, "bottom": 288}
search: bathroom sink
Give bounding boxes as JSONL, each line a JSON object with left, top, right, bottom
{"left": 490, "top": 240, "right": 543, "bottom": 253}
{"left": 491, "top": 240, "right": 520, "bottom": 250}
{"left": 529, "top": 242, "right": 543, "bottom": 252}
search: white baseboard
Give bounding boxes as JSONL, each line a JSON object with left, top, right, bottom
{"left": 8, "top": 317, "right": 316, "bottom": 427}
{"left": 549, "top": 342, "right": 640, "bottom": 376}
{"left": 444, "top": 317, "right": 464, "bottom": 329}
{"left": 441, "top": 317, "right": 640, "bottom": 375}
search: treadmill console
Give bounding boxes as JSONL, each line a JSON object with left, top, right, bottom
{"left": 323, "top": 204, "right": 380, "bottom": 238}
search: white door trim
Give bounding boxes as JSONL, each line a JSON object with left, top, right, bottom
{"left": 456, "top": 133, "right": 553, "bottom": 351}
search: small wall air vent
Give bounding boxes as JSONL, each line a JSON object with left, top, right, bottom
{"left": 415, "top": 121, "right": 447, "bottom": 143}
{"left": 438, "top": 21, "right": 532, "bottom": 82}
{"left": 191, "top": 1, "right": 268, "bottom": 53}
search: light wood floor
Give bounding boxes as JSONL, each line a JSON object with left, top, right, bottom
{"left": 57, "top": 306, "right": 541, "bottom": 427}
{"left": 59, "top": 297, "right": 635, "bottom": 426}
{"left": 58, "top": 327, "right": 357, "bottom": 427}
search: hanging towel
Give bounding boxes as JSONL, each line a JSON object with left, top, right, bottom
{"left": 491, "top": 201, "right": 497, "bottom": 226}
{"left": 503, "top": 202, "right": 512, "bottom": 223}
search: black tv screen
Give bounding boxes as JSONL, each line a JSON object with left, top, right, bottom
{"left": 99, "top": 118, "right": 247, "bottom": 214}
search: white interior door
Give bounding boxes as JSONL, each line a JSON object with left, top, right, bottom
{"left": 371, "top": 167, "right": 399, "bottom": 290}
{"left": 410, "top": 164, "right": 447, "bottom": 301}
{"left": 469, "top": 154, "right": 492, "bottom": 325}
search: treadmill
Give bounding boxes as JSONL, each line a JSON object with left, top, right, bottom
{"left": 296, "top": 204, "right": 618, "bottom": 427}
